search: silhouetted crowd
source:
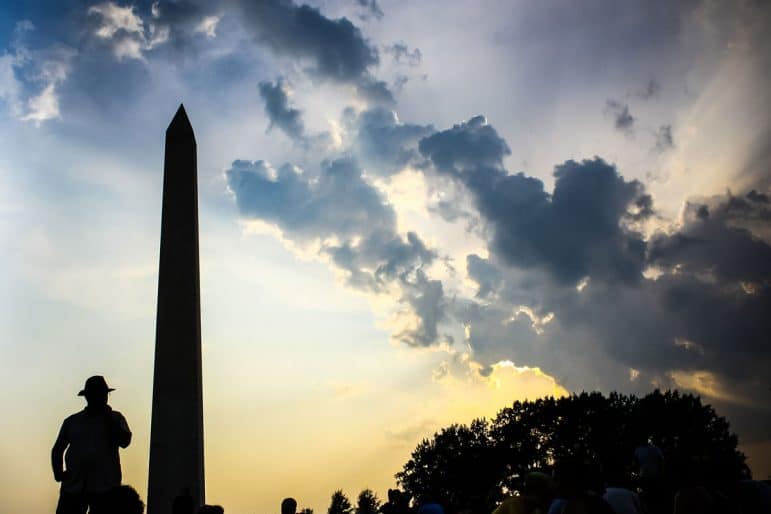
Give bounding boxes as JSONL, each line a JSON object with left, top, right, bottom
{"left": 374, "top": 443, "right": 771, "bottom": 514}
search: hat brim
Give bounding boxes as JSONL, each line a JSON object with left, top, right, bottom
{"left": 78, "top": 387, "right": 116, "bottom": 396}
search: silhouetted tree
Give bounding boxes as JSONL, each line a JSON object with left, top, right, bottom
{"left": 397, "top": 390, "right": 748, "bottom": 512}
{"left": 329, "top": 490, "right": 353, "bottom": 514}
{"left": 396, "top": 418, "right": 505, "bottom": 514}
{"left": 356, "top": 489, "right": 381, "bottom": 514}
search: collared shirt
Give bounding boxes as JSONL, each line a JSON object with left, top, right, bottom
{"left": 57, "top": 407, "right": 131, "bottom": 493}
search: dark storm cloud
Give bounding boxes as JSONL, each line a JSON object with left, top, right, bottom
{"left": 327, "top": 230, "right": 435, "bottom": 290}
{"left": 418, "top": 115, "right": 511, "bottom": 174}
{"left": 226, "top": 156, "right": 445, "bottom": 346}
{"left": 326, "top": 231, "right": 443, "bottom": 346}
{"left": 234, "top": 0, "right": 391, "bottom": 103}
{"left": 454, "top": 187, "right": 771, "bottom": 437}
{"left": 416, "top": 115, "right": 770, "bottom": 429}
{"left": 605, "top": 99, "right": 635, "bottom": 134}
{"left": 355, "top": 77, "right": 394, "bottom": 106}
{"left": 226, "top": 158, "right": 393, "bottom": 239}
{"left": 649, "top": 197, "right": 771, "bottom": 284}
{"left": 258, "top": 78, "right": 305, "bottom": 141}
{"left": 420, "top": 117, "right": 651, "bottom": 284}
{"left": 345, "top": 106, "right": 434, "bottom": 175}
{"left": 466, "top": 254, "right": 503, "bottom": 299}
{"left": 654, "top": 124, "right": 674, "bottom": 152}
{"left": 396, "top": 270, "right": 446, "bottom": 347}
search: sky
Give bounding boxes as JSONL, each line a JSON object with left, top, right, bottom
{"left": 1, "top": 0, "right": 770, "bottom": 513}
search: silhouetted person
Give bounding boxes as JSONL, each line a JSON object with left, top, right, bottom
{"left": 633, "top": 442, "right": 669, "bottom": 514}
{"left": 110, "top": 485, "right": 145, "bottom": 514}
{"left": 283, "top": 497, "right": 298, "bottom": 514}
{"left": 550, "top": 456, "right": 615, "bottom": 514}
{"left": 493, "top": 471, "right": 556, "bottom": 514}
{"left": 173, "top": 490, "right": 196, "bottom": 514}
{"left": 603, "top": 465, "right": 644, "bottom": 514}
{"left": 381, "top": 490, "right": 411, "bottom": 514}
{"left": 51, "top": 375, "right": 132, "bottom": 514}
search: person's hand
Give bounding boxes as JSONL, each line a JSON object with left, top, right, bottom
{"left": 54, "top": 470, "right": 69, "bottom": 482}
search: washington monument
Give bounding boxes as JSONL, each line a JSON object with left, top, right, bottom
{"left": 148, "top": 105, "right": 205, "bottom": 514}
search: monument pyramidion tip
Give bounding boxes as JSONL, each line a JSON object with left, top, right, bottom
{"left": 166, "top": 103, "right": 195, "bottom": 140}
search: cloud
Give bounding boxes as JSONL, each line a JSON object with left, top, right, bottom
{"left": 226, "top": 157, "right": 445, "bottom": 346}
{"left": 345, "top": 106, "right": 434, "bottom": 175}
{"left": 385, "top": 42, "right": 422, "bottom": 66}
{"left": 414, "top": 114, "right": 770, "bottom": 428}
{"left": 21, "top": 83, "right": 61, "bottom": 123}
{"left": 89, "top": 2, "right": 145, "bottom": 39}
{"left": 605, "top": 99, "right": 635, "bottom": 135}
{"left": 418, "top": 115, "right": 511, "bottom": 174}
{"left": 453, "top": 189, "right": 771, "bottom": 430}
{"left": 420, "top": 117, "right": 652, "bottom": 285}
{"left": 0, "top": 21, "right": 75, "bottom": 125}
{"left": 0, "top": 53, "right": 24, "bottom": 117}
{"left": 226, "top": 158, "right": 393, "bottom": 240}
{"left": 194, "top": 15, "right": 221, "bottom": 38}
{"left": 258, "top": 78, "right": 305, "bottom": 141}
{"left": 355, "top": 0, "right": 384, "bottom": 21}
{"left": 234, "top": 0, "right": 392, "bottom": 104}
{"left": 355, "top": 77, "right": 395, "bottom": 106}
{"left": 219, "top": 1, "right": 771, "bottom": 454}
{"left": 654, "top": 124, "right": 674, "bottom": 152}
{"left": 86, "top": 0, "right": 220, "bottom": 61}
{"left": 326, "top": 230, "right": 436, "bottom": 291}
{"left": 466, "top": 254, "right": 503, "bottom": 299}
{"left": 637, "top": 78, "right": 661, "bottom": 100}
{"left": 88, "top": 2, "right": 157, "bottom": 60}
{"left": 649, "top": 194, "right": 771, "bottom": 284}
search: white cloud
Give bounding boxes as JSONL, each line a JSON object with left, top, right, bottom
{"left": 0, "top": 53, "right": 23, "bottom": 116}
{"left": 88, "top": 1, "right": 170, "bottom": 61}
{"left": 88, "top": 2, "right": 144, "bottom": 39}
{"left": 0, "top": 22, "right": 75, "bottom": 125}
{"left": 195, "top": 15, "right": 221, "bottom": 39}
{"left": 21, "top": 83, "right": 60, "bottom": 124}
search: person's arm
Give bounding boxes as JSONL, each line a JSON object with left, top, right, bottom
{"left": 110, "top": 411, "right": 132, "bottom": 448}
{"left": 51, "top": 423, "right": 68, "bottom": 482}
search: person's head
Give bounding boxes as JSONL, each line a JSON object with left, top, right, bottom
{"left": 281, "top": 497, "right": 297, "bottom": 514}
{"left": 523, "top": 472, "right": 557, "bottom": 509}
{"left": 111, "top": 485, "right": 145, "bottom": 514}
{"left": 553, "top": 456, "right": 586, "bottom": 499}
{"left": 78, "top": 375, "right": 114, "bottom": 408}
{"left": 173, "top": 491, "right": 195, "bottom": 514}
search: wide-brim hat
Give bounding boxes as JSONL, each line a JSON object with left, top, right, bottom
{"left": 78, "top": 375, "right": 115, "bottom": 396}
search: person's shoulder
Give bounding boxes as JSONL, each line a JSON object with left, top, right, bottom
{"left": 110, "top": 409, "right": 129, "bottom": 421}
{"left": 63, "top": 410, "right": 86, "bottom": 424}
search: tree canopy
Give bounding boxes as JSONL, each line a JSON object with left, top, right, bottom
{"left": 396, "top": 390, "right": 749, "bottom": 514}
{"left": 356, "top": 489, "right": 381, "bottom": 514}
{"left": 328, "top": 490, "right": 353, "bottom": 514}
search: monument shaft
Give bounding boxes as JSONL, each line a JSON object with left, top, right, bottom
{"left": 148, "top": 105, "right": 205, "bottom": 514}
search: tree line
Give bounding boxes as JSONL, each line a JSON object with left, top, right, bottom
{"left": 323, "top": 390, "right": 750, "bottom": 514}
